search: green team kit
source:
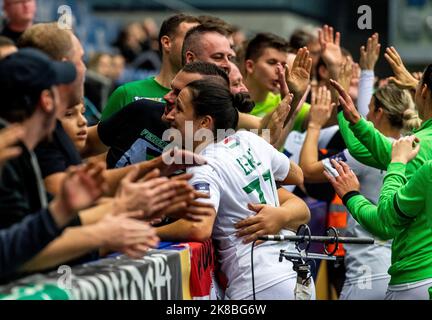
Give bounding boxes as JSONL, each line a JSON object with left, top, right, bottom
{"left": 101, "top": 77, "right": 170, "bottom": 120}
{"left": 338, "top": 110, "right": 432, "bottom": 288}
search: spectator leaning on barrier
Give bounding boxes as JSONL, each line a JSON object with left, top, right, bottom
{"left": 0, "top": 123, "right": 107, "bottom": 278}
{"left": 0, "top": 47, "right": 173, "bottom": 280}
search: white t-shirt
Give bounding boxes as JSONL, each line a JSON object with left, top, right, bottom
{"left": 187, "top": 130, "right": 297, "bottom": 300}
{"left": 322, "top": 149, "right": 392, "bottom": 284}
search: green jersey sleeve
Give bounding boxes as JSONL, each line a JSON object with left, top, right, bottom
{"left": 375, "top": 162, "right": 414, "bottom": 230}
{"left": 346, "top": 194, "right": 396, "bottom": 240}
{"left": 348, "top": 117, "right": 392, "bottom": 170}
{"left": 337, "top": 111, "right": 383, "bottom": 169}
{"left": 385, "top": 162, "right": 430, "bottom": 221}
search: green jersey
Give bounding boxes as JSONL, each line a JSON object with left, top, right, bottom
{"left": 338, "top": 112, "right": 432, "bottom": 285}
{"left": 250, "top": 92, "right": 281, "bottom": 118}
{"left": 101, "top": 77, "right": 170, "bottom": 120}
{"left": 377, "top": 161, "right": 432, "bottom": 233}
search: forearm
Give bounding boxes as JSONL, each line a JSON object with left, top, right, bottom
{"left": 84, "top": 152, "right": 107, "bottom": 166}
{"left": 349, "top": 117, "right": 392, "bottom": 169}
{"left": 278, "top": 191, "right": 310, "bottom": 230}
{"left": 237, "top": 112, "right": 260, "bottom": 131}
{"left": 0, "top": 209, "right": 61, "bottom": 276}
{"left": 299, "top": 125, "right": 326, "bottom": 182}
{"left": 20, "top": 225, "right": 104, "bottom": 272}
{"left": 273, "top": 101, "right": 311, "bottom": 150}
{"left": 78, "top": 200, "right": 115, "bottom": 225}
{"left": 281, "top": 161, "right": 304, "bottom": 185}
{"left": 337, "top": 111, "right": 384, "bottom": 169}
{"left": 44, "top": 172, "right": 66, "bottom": 195}
{"left": 344, "top": 194, "right": 396, "bottom": 240}
{"left": 377, "top": 162, "right": 413, "bottom": 228}
{"left": 357, "top": 70, "right": 375, "bottom": 117}
{"left": 379, "top": 162, "right": 408, "bottom": 203}
{"left": 273, "top": 122, "right": 291, "bottom": 150}
{"left": 156, "top": 214, "right": 215, "bottom": 242}
{"left": 286, "top": 91, "right": 303, "bottom": 122}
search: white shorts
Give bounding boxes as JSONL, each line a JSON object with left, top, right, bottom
{"left": 385, "top": 278, "right": 432, "bottom": 300}
{"left": 339, "top": 277, "right": 390, "bottom": 300}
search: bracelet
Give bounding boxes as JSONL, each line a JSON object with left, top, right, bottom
{"left": 342, "top": 191, "right": 361, "bottom": 206}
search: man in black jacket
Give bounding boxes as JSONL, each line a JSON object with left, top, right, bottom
{"left": 0, "top": 48, "right": 103, "bottom": 277}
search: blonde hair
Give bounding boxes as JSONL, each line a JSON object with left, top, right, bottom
{"left": 17, "top": 23, "right": 74, "bottom": 61}
{"left": 374, "top": 83, "right": 421, "bottom": 134}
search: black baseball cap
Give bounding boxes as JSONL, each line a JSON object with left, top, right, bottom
{"left": 0, "top": 48, "right": 76, "bottom": 100}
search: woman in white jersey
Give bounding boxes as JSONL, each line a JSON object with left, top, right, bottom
{"left": 299, "top": 84, "right": 421, "bottom": 299}
{"left": 165, "top": 77, "right": 312, "bottom": 300}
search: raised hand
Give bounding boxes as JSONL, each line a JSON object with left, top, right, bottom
{"left": 260, "top": 92, "right": 293, "bottom": 145}
{"left": 0, "top": 124, "right": 24, "bottom": 169}
{"left": 359, "top": 33, "right": 381, "bottom": 71}
{"left": 384, "top": 47, "right": 418, "bottom": 90}
{"left": 277, "top": 62, "right": 290, "bottom": 99}
{"left": 391, "top": 135, "right": 420, "bottom": 164}
{"left": 50, "top": 162, "right": 108, "bottom": 227}
{"left": 286, "top": 47, "right": 312, "bottom": 96}
{"left": 318, "top": 25, "right": 343, "bottom": 69}
{"left": 329, "top": 79, "right": 361, "bottom": 124}
{"left": 323, "top": 160, "right": 360, "bottom": 199}
{"left": 338, "top": 58, "right": 354, "bottom": 93}
{"left": 308, "top": 86, "right": 335, "bottom": 129}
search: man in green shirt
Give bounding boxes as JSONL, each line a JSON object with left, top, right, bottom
{"left": 101, "top": 14, "right": 200, "bottom": 120}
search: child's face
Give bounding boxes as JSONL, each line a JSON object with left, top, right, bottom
{"left": 60, "top": 103, "right": 88, "bottom": 153}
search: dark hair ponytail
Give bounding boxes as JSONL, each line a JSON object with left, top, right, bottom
{"left": 232, "top": 92, "right": 255, "bottom": 113}
{"left": 186, "top": 77, "right": 239, "bottom": 134}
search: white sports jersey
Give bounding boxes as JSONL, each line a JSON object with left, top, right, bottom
{"left": 322, "top": 149, "right": 392, "bottom": 290}
{"left": 282, "top": 126, "right": 340, "bottom": 192}
{"left": 188, "top": 130, "right": 298, "bottom": 300}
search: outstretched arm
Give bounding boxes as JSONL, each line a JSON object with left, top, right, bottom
{"left": 330, "top": 79, "right": 392, "bottom": 170}
{"left": 234, "top": 188, "right": 310, "bottom": 244}
{"left": 324, "top": 159, "right": 396, "bottom": 240}
{"left": 299, "top": 86, "right": 334, "bottom": 182}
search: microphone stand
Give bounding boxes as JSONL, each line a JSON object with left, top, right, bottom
{"left": 251, "top": 224, "right": 375, "bottom": 300}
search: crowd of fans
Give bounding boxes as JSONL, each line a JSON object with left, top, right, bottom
{"left": 1, "top": 0, "right": 432, "bottom": 300}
